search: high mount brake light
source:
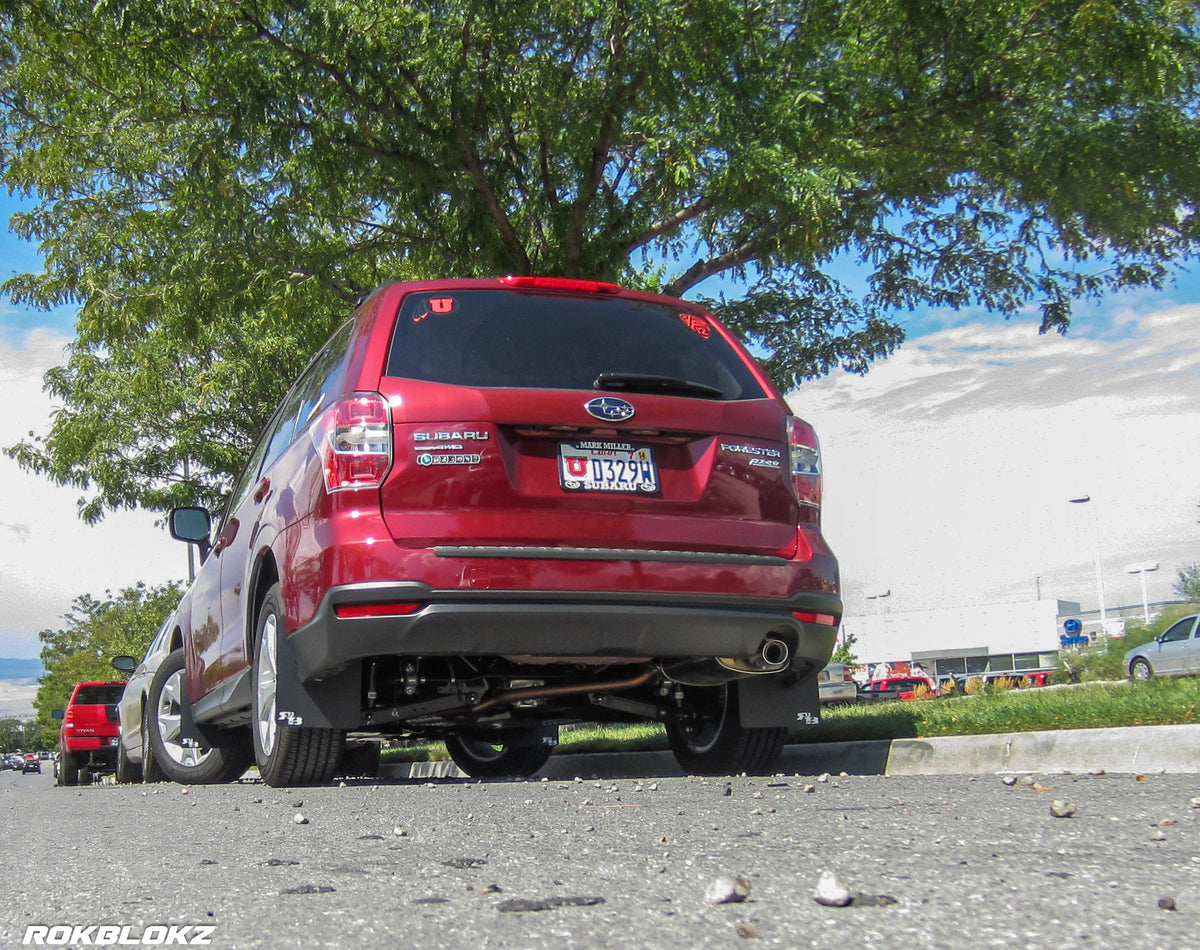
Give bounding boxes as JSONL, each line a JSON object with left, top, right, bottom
{"left": 788, "top": 416, "right": 823, "bottom": 523}
{"left": 312, "top": 392, "right": 393, "bottom": 492}
{"left": 498, "top": 276, "right": 622, "bottom": 294}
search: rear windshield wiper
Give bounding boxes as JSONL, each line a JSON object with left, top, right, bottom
{"left": 593, "top": 372, "right": 725, "bottom": 399}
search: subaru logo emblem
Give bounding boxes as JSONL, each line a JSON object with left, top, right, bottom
{"left": 584, "top": 396, "right": 635, "bottom": 422}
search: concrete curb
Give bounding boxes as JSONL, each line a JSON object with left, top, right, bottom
{"left": 380, "top": 723, "right": 1200, "bottom": 781}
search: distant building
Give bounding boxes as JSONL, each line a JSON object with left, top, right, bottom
{"left": 840, "top": 599, "right": 1081, "bottom": 680}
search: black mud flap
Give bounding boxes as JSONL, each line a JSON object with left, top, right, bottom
{"left": 273, "top": 631, "right": 363, "bottom": 731}
{"left": 736, "top": 673, "right": 819, "bottom": 729}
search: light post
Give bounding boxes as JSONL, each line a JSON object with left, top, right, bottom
{"left": 1125, "top": 561, "right": 1159, "bottom": 623}
{"left": 1068, "top": 495, "right": 1108, "bottom": 633}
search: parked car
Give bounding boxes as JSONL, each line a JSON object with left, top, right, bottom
{"left": 857, "top": 675, "right": 940, "bottom": 703}
{"left": 21, "top": 753, "right": 41, "bottom": 774}
{"left": 1124, "top": 614, "right": 1200, "bottom": 681}
{"left": 156, "top": 277, "right": 841, "bottom": 786}
{"left": 53, "top": 681, "right": 126, "bottom": 785}
{"left": 111, "top": 613, "right": 221, "bottom": 784}
{"left": 818, "top": 663, "right": 858, "bottom": 705}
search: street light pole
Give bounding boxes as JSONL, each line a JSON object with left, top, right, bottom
{"left": 1125, "top": 561, "right": 1159, "bottom": 623}
{"left": 1068, "top": 495, "right": 1108, "bottom": 633}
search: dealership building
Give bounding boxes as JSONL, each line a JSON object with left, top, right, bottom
{"left": 839, "top": 598, "right": 1100, "bottom": 680}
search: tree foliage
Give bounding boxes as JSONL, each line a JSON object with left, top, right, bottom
{"left": 2, "top": 0, "right": 1198, "bottom": 517}
{"left": 1175, "top": 563, "right": 1200, "bottom": 603}
{"left": 33, "top": 582, "right": 182, "bottom": 735}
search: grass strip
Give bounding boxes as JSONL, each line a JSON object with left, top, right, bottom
{"left": 380, "top": 677, "right": 1200, "bottom": 762}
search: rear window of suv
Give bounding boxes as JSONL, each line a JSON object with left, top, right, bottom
{"left": 385, "top": 289, "right": 767, "bottom": 400}
{"left": 73, "top": 685, "right": 124, "bottom": 705}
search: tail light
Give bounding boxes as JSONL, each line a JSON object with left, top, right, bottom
{"left": 787, "top": 416, "right": 822, "bottom": 523}
{"left": 311, "top": 392, "right": 392, "bottom": 492}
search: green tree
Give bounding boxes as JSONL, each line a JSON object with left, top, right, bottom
{"left": 3, "top": 1, "right": 1198, "bottom": 517}
{"left": 1175, "top": 563, "right": 1200, "bottom": 603}
{"left": 830, "top": 628, "right": 858, "bottom": 667}
{"left": 33, "top": 582, "right": 182, "bottom": 736}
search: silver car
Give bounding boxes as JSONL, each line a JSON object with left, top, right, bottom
{"left": 112, "top": 612, "right": 220, "bottom": 783}
{"left": 818, "top": 662, "right": 858, "bottom": 705}
{"left": 1124, "top": 614, "right": 1200, "bottom": 681}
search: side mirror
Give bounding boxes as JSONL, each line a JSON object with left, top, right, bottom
{"left": 51, "top": 709, "right": 64, "bottom": 720}
{"left": 169, "top": 506, "right": 212, "bottom": 561}
{"left": 112, "top": 656, "right": 137, "bottom": 675}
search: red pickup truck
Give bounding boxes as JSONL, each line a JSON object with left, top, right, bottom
{"left": 54, "top": 681, "right": 126, "bottom": 785}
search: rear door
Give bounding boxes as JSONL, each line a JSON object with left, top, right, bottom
{"left": 375, "top": 285, "right": 799, "bottom": 557}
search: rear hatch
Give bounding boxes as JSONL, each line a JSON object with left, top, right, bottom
{"left": 65, "top": 683, "right": 124, "bottom": 739}
{"left": 374, "top": 284, "right": 800, "bottom": 557}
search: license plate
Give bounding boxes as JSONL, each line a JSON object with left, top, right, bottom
{"left": 559, "top": 441, "right": 659, "bottom": 493}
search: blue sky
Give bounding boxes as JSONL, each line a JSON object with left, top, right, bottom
{"left": 1, "top": 190, "right": 1198, "bottom": 660}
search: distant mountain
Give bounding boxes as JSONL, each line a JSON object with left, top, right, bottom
{"left": 0, "top": 658, "right": 42, "bottom": 680}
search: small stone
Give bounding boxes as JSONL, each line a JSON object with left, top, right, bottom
{"left": 292, "top": 800, "right": 304, "bottom": 808}
{"left": 723, "top": 785, "right": 732, "bottom": 797}
{"left": 180, "top": 788, "right": 190, "bottom": 795}
{"left": 393, "top": 827, "right": 408, "bottom": 837}
{"left": 1158, "top": 896, "right": 1178, "bottom": 911}
{"left": 293, "top": 812, "right": 309, "bottom": 825}
{"left": 1019, "top": 775, "right": 1037, "bottom": 786}
{"left": 1001, "top": 775, "right": 1018, "bottom": 787}
{"left": 818, "top": 773, "right": 831, "bottom": 783}
{"left": 705, "top": 875, "right": 751, "bottom": 905}
{"left": 813, "top": 870, "right": 852, "bottom": 907}
{"left": 1158, "top": 818, "right": 1177, "bottom": 827}
{"left": 736, "top": 924, "right": 759, "bottom": 939}
{"left": 1190, "top": 797, "right": 1200, "bottom": 809}
{"left": 753, "top": 791, "right": 764, "bottom": 799}
{"left": 1151, "top": 829, "right": 1167, "bottom": 841}
{"left": 648, "top": 782, "right": 658, "bottom": 791}
{"left": 1049, "top": 801, "right": 1076, "bottom": 818}
{"left": 804, "top": 784, "right": 816, "bottom": 794}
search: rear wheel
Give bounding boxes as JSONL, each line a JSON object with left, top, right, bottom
{"left": 252, "top": 584, "right": 344, "bottom": 787}
{"left": 445, "top": 725, "right": 558, "bottom": 778}
{"left": 146, "top": 649, "right": 251, "bottom": 784}
{"left": 1130, "top": 658, "right": 1154, "bottom": 682}
{"left": 665, "top": 681, "right": 788, "bottom": 775}
{"left": 141, "top": 705, "right": 165, "bottom": 783}
{"left": 115, "top": 738, "right": 142, "bottom": 784}
{"left": 57, "top": 754, "right": 78, "bottom": 787}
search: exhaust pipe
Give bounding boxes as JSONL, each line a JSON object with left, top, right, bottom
{"left": 717, "top": 637, "right": 790, "bottom": 675}
{"left": 659, "top": 638, "right": 792, "bottom": 686}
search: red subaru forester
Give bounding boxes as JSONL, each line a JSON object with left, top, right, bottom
{"left": 157, "top": 277, "right": 841, "bottom": 786}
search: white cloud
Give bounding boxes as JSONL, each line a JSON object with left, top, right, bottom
{"left": 790, "top": 304, "right": 1200, "bottom": 616}
{"left": 0, "top": 329, "right": 186, "bottom": 659}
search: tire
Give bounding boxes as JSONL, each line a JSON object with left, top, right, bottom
{"left": 115, "top": 738, "right": 143, "bottom": 784}
{"left": 58, "top": 754, "right": 79, "bottom": 787}
{"left": 146, "top": 648, "right": 251, "bottom": 785}
{"left": 1130, "top": 658, "right": 1154, "bottom": 682}
{"left": 444, "top": 725, "right": 558, "bottom": 778}
{"left": 665, "top": 681, "right": 788, "bottom": 775}
{"left": 141, "top": 705, "right": 165, "bottom": 783}
{"left": 78, "top": 767, "right": 92, "bottom": 785}
{"left": 252, "top": 584, "right": 344, "bottom": 787}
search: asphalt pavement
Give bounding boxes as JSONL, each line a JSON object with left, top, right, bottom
{"left": 388, "top": 722, "right": 1200, "bottom": 781}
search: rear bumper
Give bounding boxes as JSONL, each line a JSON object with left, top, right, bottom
{"left": 287, "top": 582, "right": 842, "bottom": 683}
